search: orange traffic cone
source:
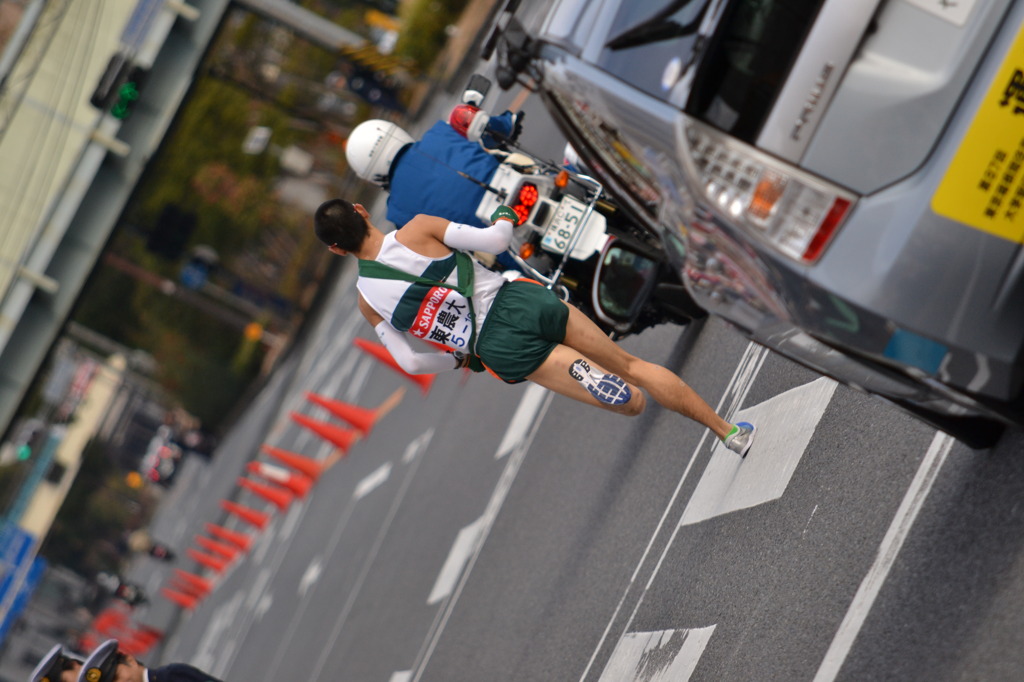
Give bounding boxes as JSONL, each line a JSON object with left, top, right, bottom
{"left": 122, "top": 627, "right": 161, "bottom": 654}
{"left": 247, "top": 461, "right": 313, "bottom": 497}
{"left": 187, "top": 548, "right": 230, "bottom": 573}
{"left": 173, "top": 570, "right": 214, "bottom": 594}
{"left": 205, "top": 522, "right": 253, "bottom": 551}
{"left": 353, "top": 337, "right": 435, "bottom": 394}
{"left": 221, "top": 500, "right": 270, "bottom": 529}
{"left": 169, "top": 577, "right": 210, "bottom": 599}
{"left": 194, "top": 534, "right": 240, "bottom": 560}
{"left": 161, "top": 587, "right": 199, "bottom": 610}
{"left": 304, "top": 386, "right": 405, "bottom": 437}
{"left": 261, "top": 444, "right": 324, "bottom": 481}
{"left": 238, "top": 476, "right": 294, "bottom": 510}
{"left": 290, "top": 412, "right": 359, "bottom": 453}
{"left": 132, "top": 625, "right": 164, "bottom": 646}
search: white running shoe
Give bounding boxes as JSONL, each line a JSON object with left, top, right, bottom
{"left": 723, "top": 422, "right": 755, "bottom": 457}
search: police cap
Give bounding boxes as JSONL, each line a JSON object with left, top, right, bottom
{"left": 76, "top": 640, "right": 120, "bottom": 682}
{"left": 29, "top": 644, "right": 81, "bottom": 682}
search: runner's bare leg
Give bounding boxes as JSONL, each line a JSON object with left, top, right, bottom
{"left": 528, "top": 304, "right": 733, "bottom": 438}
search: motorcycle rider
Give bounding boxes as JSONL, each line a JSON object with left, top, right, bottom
{"left": 344, "top": 105, "right": 522, "bottom": 232}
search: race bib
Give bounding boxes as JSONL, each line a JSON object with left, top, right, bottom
{"left": 409, "top": 287, "right": 473, "bottom": 350}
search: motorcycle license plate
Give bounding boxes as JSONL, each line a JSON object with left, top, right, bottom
{"left": 541, "top": 195, "right": 588, "bottom": 254}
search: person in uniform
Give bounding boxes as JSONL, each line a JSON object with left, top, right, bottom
{"left": 75, "top": 640, "right": 220, "bottom": 682}
{"left": 29, "top": 643, "right": 82, "bottom": 682}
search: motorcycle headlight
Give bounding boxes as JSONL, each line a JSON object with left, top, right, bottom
{"left": 682, "top": 116, "right": 855, "bottom": 263}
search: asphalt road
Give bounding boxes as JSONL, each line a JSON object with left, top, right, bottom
{"left": 122, "top": 5, "right": 1024, "bottom": 680}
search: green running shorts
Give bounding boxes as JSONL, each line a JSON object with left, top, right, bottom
{"left": 476, "top": 280, "right": 569, "bottom": 383}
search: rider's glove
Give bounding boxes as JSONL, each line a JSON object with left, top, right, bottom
{"left": 490, "top": 205, "right": 519, "bottom": 225}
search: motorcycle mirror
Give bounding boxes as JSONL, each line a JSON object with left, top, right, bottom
{"left": 591, "top": 240, "right": 660, "bottom": 331}
{"left": 463, "top": 74, "right": 491, "bottom": 106}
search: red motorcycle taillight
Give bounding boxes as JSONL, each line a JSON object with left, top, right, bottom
{"left": 512, "top": 183, "right": 538, "bottom": 225}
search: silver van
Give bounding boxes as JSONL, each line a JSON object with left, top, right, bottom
{"left": 490, "top": 0, "right": 1024, "bottom": 446}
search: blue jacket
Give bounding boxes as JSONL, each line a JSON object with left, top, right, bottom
{"left": 149, "top": 664, "right": 222, "bottom": 682}
{"left": 386, "top": 121, "right": 500, "bottom": 229}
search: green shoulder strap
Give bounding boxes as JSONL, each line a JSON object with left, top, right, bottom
{"left": 358, "top": 251, "right": 474, "bottom": 297}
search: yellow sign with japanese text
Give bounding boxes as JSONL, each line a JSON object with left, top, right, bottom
{"left": 932, "top": 25, "right": 1024, "bottom": 242}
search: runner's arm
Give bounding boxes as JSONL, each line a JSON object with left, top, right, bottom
{"left": 400, "top": 212, "right": 514, "bottom": 255}
{"left": 374, "top": 322, "right": 461, "bottom": 373}
{"left": 358, "top": 295, "right": 460, "bottom": 373}
{"left": 443, "top": 218, "right": 513, "bottom": 254}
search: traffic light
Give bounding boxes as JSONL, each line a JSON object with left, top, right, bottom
{"left": 90, "top": 52, "right": 148, "bottom": 119}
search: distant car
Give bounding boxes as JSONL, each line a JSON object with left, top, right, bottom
{"left": 138, "top": 427, "right": 182, "bottom": 486}
{"left": 487, "top": 0, "right": 1024, "bottom": 446}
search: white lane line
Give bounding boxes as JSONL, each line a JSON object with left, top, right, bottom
{"left": 579, "top": 342, "right": 769, "bottom": 682}
{"left": 262, "top": 428, "right": 435, "bottom": 682}
{"left": 427, "top": 516, "right": 486, "bottom": 605}
{"left": 597, "top": 627, "right": 717, "bottom": 682}
{"left": 306, "top": 432, "right": 432, "bottom": 682}
{"left": 680, "top": 377, "right": 836, "bottom": 526}
{"left": 343, "top": 355, "right": 374, "bottom": 402}
{"left": 813, "top": 431, "right": 955, "bottom": 681}
{"left": 298, "top": 558, "right": 323, "bottom": 598}
{"left": 354, "top": 462, "right": 392, "bottom": 500}
{"left": 411, "top": 382, "right": 555, "bottom": 682}
{"left": 192, "top": 590, "right": 244, "bottom": 677}
{"left": 403, "top": 429, "right": 433, "bottom": 464}
{"left": 389, "top": 672, "right": 412, "bottom": 682}
{"left": 494, "top": 384, "right": 551, "bottom": 459}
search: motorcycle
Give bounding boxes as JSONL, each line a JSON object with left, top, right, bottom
{"left": 449, "top": 74, "right": 705, "bottom": 339}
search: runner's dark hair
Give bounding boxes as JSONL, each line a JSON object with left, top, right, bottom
{"left": 314, "top": 198, "right": 369, "bottom": 251}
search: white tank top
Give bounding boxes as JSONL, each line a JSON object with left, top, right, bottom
{"left": 356, "top": 232, "right": 507, "bottom": 354}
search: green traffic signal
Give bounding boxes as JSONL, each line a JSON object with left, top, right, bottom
{"left": 112, "top": 81, "right": 140, "bottom": 120}
{"left": 16, "top": 444, "right": 31, "bottom": 460}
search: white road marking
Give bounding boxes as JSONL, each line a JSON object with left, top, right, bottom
{"left": 344, "top": 355, "right": 374, "bottom": 401}
{"left": 389, "top": 672, "right": 412, "bottom": 682}
{"left": 253, "top": 592, "right": 273, "bottom": 621}
{"left": 579, "top": 342, "right": 769, "bottom": 682}
{"left": 427, "top": 516, "right": 486, "bottom": 605}
{"left": 813, "top": 431, "right": 956, "bottom": 681}
{"left": 354, "top": 462, "right": 392, "bottom": 500}
{"left": 494, "top": 383, "right": 551, "bottom": 459}
{"left": 403, "top": 428, "right": 434, "bottom": 464}
{"left": 264, "top": 426, "right": 437, "bottom": 682}
{"left": 245, "top": 568, "right": 272, "bottom": 611}
{"left": 680, "top": 377, "right": 836, "bottom": 526}
{"left": 411, "top": 383, "right": 554, "bottom": 682}
{"left": 307, "top": 432, "right": 432, "bottom": 682}
{"left": 803, "top": 504, "right": 819, "bottom": 536}
{"left": 298, "top": 558, "right": 323, "bottom": 597}
{"left": 192, "top": 591, "right": 244, "bottom": 676}
{"left": 278, "top": 498, "right": 304, "bottom": 540}
{"left": 597, "top": 626, "right": 716, "bottom": 682}
{"left": 251, "top": 519, "right": 276, "bottom": 564}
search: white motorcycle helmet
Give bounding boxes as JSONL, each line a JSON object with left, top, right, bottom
{"left": 345, "top": 119, "right": 415, "bottom": 187}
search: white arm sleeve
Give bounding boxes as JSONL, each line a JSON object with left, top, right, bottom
{"left": 375, "top": 322, "right": 459, "bottom": 374}
{"left": 443, "top": 219, "right": 514, "bottom": 254}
